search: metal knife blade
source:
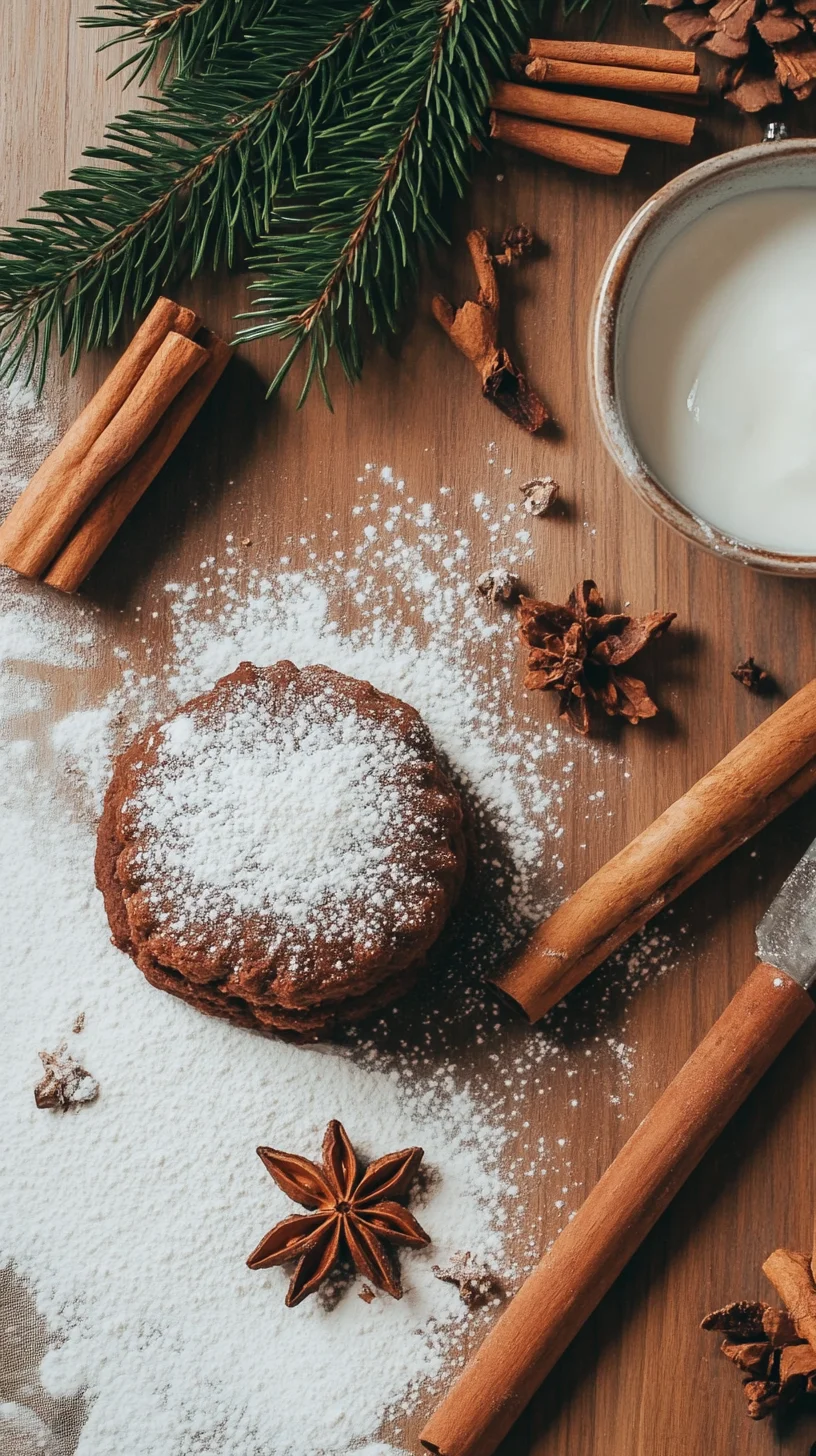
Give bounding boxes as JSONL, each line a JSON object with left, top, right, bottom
{"left": 757, "top": 832, "right": 816, "bottom": 989}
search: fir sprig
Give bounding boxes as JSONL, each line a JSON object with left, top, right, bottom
{"left": 0, "top": 3, "right": 376, "bottom": 389}
{"left": 82, "top": 0, "right": 273, "bottom": 87}
{"left": 240, "top": 0, "right": 525, "bottom": 405}
{"left": 0, "top": 0, "right": 534, "bottom": 402}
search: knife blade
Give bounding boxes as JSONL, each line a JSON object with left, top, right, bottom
{"left": 757, "top": 832, "right": 816, "bottom": 988}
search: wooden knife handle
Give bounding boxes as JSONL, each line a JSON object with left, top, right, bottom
{"left": 421, "top": 963, "right": 814, "bottom": 1456}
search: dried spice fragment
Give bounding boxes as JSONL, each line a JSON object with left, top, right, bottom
{"left": 518, "top": 580, "right": 676, "bottom": 735}
{"left": 520, "top": 477, "right": 559, "bottom": 518}
{"left": 647, "top": 0, "right": 816, "bottom": 108}
{"left": 72, "top": 1011, "right": 86, "bottom": 1034}
{"left": 743, "top": 1376, "right": 781, "bottom": 1419}
{"left": 702, "top": 1300, "right": 769, "bottom": 1339}
{"left": 720, "top": 1338, "right": 772, "bottom": 1375}
{"left": 703, "top": 1284, "right": 816, "bottom": 1421}
{"left": 432, "top": 1251, "right": 501, "bottom": 1308}
{"left": 732, "top": 656, "right": 775, "bottom": 693}
{"left": 493, "top": 225, "right": 535, "bottom": 268}
{"left": 34, "top": 1043, "right": 99, "bottom": 1110}
{"left": 476, "top": 567, "right": 521, "bottom": 605}
{"left": 247, "top": 1119, "right": 430, "bottom": 1307}
{"left": 432, "top": 228, "right": 549, "bottom": 434}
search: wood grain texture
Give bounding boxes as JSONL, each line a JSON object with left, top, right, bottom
{"left": 6, "top": 6, "right": 816, "bottom": 1456}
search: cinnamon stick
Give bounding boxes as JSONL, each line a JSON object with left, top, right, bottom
{"left": 763, "top": 1250, "right": 816, "bottom": 1352}
{"left": 421, "top": 965, "right": 813, "bottom": 1456}
{"left": 492, "top": 80, "right": 696, "bottom": 146}
{"left": 528, "top": 37, "right": 699, "bottom": 74}
{"left": 491, "top": 679, "right": 816, "bottom": 1022}
{"left": 0, "top": 331, "right": 206, "bottom": 579}
{"left": 489, "top": 111, "right": 629, "bottom": 176}
{"left": 522, "top": 55, "right": 702, "bottom": 96}
{"left": 44, "top": 330, "right": 232, "bottom": 592}
{"left": 432, "top": 228, "right": 549, "bottom": 432}
{"left": 0, "top": 297, "right": 198, "bottom": 577}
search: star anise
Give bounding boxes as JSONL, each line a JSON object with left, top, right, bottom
{"left": 518, "top": 580, "right": 676, "bottom": 735}
{"left": 246, "top": 1120, "right": 431, "bottom": 1307}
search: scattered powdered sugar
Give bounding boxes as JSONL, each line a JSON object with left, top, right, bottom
{"left": 0, "top": 382, "right": 98, "bottom": 723}
{"left": 0, "top": 747, "right": 508, "bottom": 1456}
{"left": 0, "top": 420, "right": 678, "bottom": 1456}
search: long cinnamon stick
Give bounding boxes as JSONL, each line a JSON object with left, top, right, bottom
{"left": 523, "top": 55, "right": 701, "bottom": 96}
{"left": 1, "top": 331, "right": 206, "bottom": 579}
{"left": 489, "top": 111, "right": 629, "bottom": 176}
{"left": 421, "top": 965, "right": 813, "bottom": 1456}
{"left": 0, "top": 297, "right": 198, "bottom": 577}
{"left": 528, "top": 37, "right": 699, "bottom": 74}
{"left": 491, "top": 678, "right": 816, "bottom": 1022}
{"left": 44, "top": 330, "right": 232, "bottom": 593}
{"left": 492, "top": 80, "right": 696, "bottom": 146}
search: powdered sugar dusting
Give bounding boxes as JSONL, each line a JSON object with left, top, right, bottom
{"left": 0, "top": 419, "right": 682, "bottom": 1456}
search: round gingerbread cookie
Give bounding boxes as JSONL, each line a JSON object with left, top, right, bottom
{"left": 96, "top": 661, "right": 466, "bottom": 1038}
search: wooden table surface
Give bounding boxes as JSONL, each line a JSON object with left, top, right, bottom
{"left": 6, "top": 5, "right": 816, "bottom": 1454}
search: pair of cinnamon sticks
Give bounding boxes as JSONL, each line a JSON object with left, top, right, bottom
{"left": 0, "top": 297, "right": 231, "bottom": 593}
{"left": 492, "top": 38, "right": 701, "bottom": 177}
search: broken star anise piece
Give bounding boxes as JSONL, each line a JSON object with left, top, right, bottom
{"left": 732, "top": 656, "right": 775, "bottom": 694}
{"left": 432, "top": 1250, "right": 501, "bottom": 1307}
{"left": 247, "top": 1119, "right": 430, "bottom": 1308}
{"left": 34, "top": 1043, "right": 99, "bottom": 1110}
{"left": 518, "top": 580, "right": 676, "bottom": 735}
{"left": 520, "top": 476, "right": 559, "bottom": 518}
{"left": 476, "top": 567, "right": 521, "bottom": 605}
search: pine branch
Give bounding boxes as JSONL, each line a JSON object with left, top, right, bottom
{"left": 0, "top": 3, "right": 378, "bottom": 388}
{"left": 82, "top": 0, "right": 273, "bottom": 87}
{"left": 238, "top": 0, "right": 530, "bottom": 405}
{"left": 0, "top": 0, "right": 536, "bottom": 403}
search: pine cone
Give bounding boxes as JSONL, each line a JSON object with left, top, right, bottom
{"left": 517, "top": 580, "right": 675, "bottom": 735}
{"left": 647, "top": 0, "right": 816, "bottom": 109}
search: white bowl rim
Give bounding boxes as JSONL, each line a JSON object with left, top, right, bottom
{"left": 589, "top": 137, "right": 816, "bottom": 577}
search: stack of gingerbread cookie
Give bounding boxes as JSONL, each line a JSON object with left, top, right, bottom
{"left": 96, "top": 661, "right": 466, "bottom": 1038}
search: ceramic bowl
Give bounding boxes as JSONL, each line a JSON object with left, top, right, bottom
{"left": 589, "top": 138, "right": 816, "bottom": 577}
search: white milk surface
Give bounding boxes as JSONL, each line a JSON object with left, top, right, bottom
{"left": 622, "top": 187, "right": 816, "bottom": 555}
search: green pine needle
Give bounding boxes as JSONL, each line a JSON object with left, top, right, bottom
{"left": 239, "top": 0, "right": 529, "bottom": 404}
{"left": 81, "top": 0, "right": 274, "bottom": 87}
{"left": 0, "top": 0, "right": 536, "bottom": 403}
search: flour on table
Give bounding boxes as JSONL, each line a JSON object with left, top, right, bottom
{"left": 1, "top": 420, "right": 659, "bottom": 1456}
